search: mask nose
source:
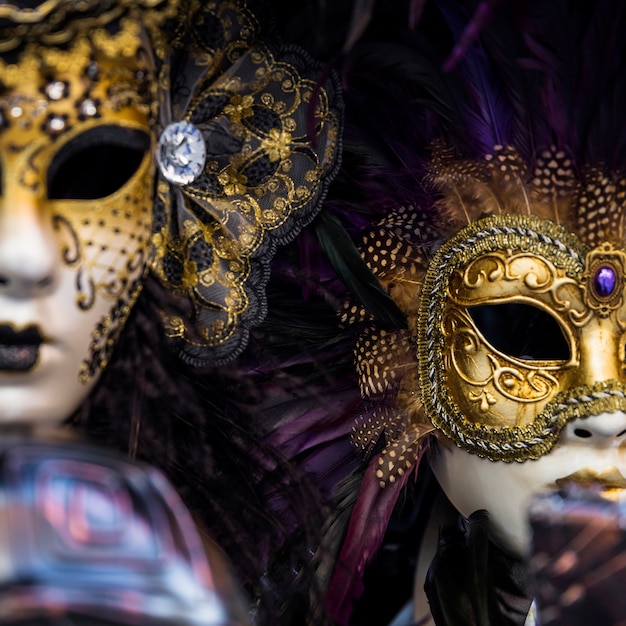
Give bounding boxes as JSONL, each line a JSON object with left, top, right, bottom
{"left": 563, "top": 411, "right": 626, "bottom": 445}
{"left": 0, "top": 190, "right": 58, "bottom": 296}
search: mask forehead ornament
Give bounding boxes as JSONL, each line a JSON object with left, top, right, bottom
{"left": 585, "top": 244, "right": 626, "bottom": 315}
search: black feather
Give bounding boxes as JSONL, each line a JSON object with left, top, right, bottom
{"left": 314, "top": 211, "right": 406, "bottom": 328}
{"left": 426, "top": 511, "right": 531, "bottom": 626}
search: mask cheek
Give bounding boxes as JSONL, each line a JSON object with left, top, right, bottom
{"left": 50, "top": 157, "right": 154, "bottom": 380}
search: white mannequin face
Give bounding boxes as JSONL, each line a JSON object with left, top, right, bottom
{"left": 431, "top": 410, "right": 626, "bottom": 556}
{"left": 0, "top": 60, "right": 153, "bottom": 432}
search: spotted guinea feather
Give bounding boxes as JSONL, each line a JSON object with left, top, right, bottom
{"left": 350, "top": 405, "right": 408, "bottom": 457}
{"left": 573, "top": 167, "right": 626, "bottom": 248}
{"left": 429, "top": 144, "right": 507, "bottom": 226}
{"left": 376, "top": 424, "right": 434, "bottom": 487}
{"left": 354, "top": 327, "right": 414, "bottom": 399}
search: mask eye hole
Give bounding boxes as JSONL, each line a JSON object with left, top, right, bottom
{"left": 47, "top": 125, "right": 150, "bottom": 200}
{"left": 467, "top": 302, "right": 571, "bottom": 361}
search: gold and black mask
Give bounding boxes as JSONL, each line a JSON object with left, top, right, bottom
{"left": 348, "top": 144, "right": 626, "bottom": 482}
{"left": 0, "top": 0, "right": 343, "bottom": 374}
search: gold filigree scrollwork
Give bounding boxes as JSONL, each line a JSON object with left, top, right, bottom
{"left": 453, "top": 250, "right": 590, "bottom": 327}
{"left": 151, "top": 1, "right": 342, "bottom": 365}
{"left": 53, "top": 214, "right": 81, "bottom": 265}
{"left": 76, "top": 268, "right": 96, "bottom": 310}
{"left": 417, "top": 191, "right": 626, "bottom": 461}
{"left": 489, "top": 355, "right": 559, "bottom": 404}
{"left": 460, "top": 252, "right": 554, "bottom": 290}
{"left": 445, "top": 308, "right": 561, "bottom": 424}
{"left": 468, "top": 389, "right": 496, "bottom": 412}
{"left": 102, "top": 276, "right": 129, "bottom": 300}
{"left": 449, "top": 329, "right": 493, "bottom": 385}
{"left": 79, "top": 276, "right": 145, "bottom": 383}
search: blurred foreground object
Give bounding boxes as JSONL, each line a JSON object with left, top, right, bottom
{"left": 0, "top": 439, "right": 249, "bottom": 626}
{"left": 530, "top": 487, "right": 626, "bottom": 626}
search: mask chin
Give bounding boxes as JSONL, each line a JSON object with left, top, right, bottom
{"left": 429, "top": 437, "right": 534, "bottom": 558}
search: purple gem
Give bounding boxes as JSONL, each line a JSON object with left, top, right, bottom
{"left": 593, "top": 265, "right": 617, "bottom": 298}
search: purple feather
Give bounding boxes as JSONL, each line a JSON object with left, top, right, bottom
{"left": 438, "top": 0, "right": 514, "bottom": 154}
{"left": 519, "top": 1, "right": 626, "bottom": 169}
{"left": 443, "top": 0, "right": 500, "bottom": 71}
{"left": 325, "top": 456, "right": 418, "bottom": 624}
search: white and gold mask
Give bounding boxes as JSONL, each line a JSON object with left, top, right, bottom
{"left": 348, "top": 145, "right": 626, "bottom": 479}
{"left": 344, "top": 144, "right": 626, "bottom": 553}
{"left": 0, "top": 18, "right": 156, "bottom": 427}
{"left": 0, "top": 0, "right": 342, "bottom": 428}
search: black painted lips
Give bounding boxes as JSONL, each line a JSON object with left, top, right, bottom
{"left": 0, "top": 325, "right": 43, "bottom": 372}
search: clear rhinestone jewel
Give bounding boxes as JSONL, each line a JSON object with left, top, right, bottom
{"left": 45, "top": 81, "right": 67, "bottom": 101}
{"left": 157, "top": 121, "right": 206, "bottom": 185}
{"left": 48, "top": 116, "right": 66, "bottom": 132}
{"left": 80, "top": 99, "right": 98, "bottom": 117}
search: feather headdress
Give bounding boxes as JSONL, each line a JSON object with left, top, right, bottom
{"left": 275, "top": 0, "right": 626, "bottom": 621}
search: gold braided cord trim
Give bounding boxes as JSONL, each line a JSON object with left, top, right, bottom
{"left": 417, "top": 214, "right": 590, "bottom": 462}
{"left": 0, "top": 0, "right": 177, "bottom": 54}
{"left": 0, "top": 0, "right": 168, "bottom": 18}
{"left": 548, "top": 380, "right": 626, "bottom": 423}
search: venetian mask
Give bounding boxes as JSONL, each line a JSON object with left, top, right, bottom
{"left": 419, "top": 213, "right": 626, "bottom": 462}
{"left": 347, "top": 144, "right": 626, "bottom": 555}
{"left": 422, "top": 212, "right": 626, "bottom": 554}
{"left": 326, "top": 3, "right": 626, "bottom": 621}
{"left": 0, "top": 26, "right": 155, "bottom": 429}
{"left": 0, "top": 0, "right": 342, "bottom": 430}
